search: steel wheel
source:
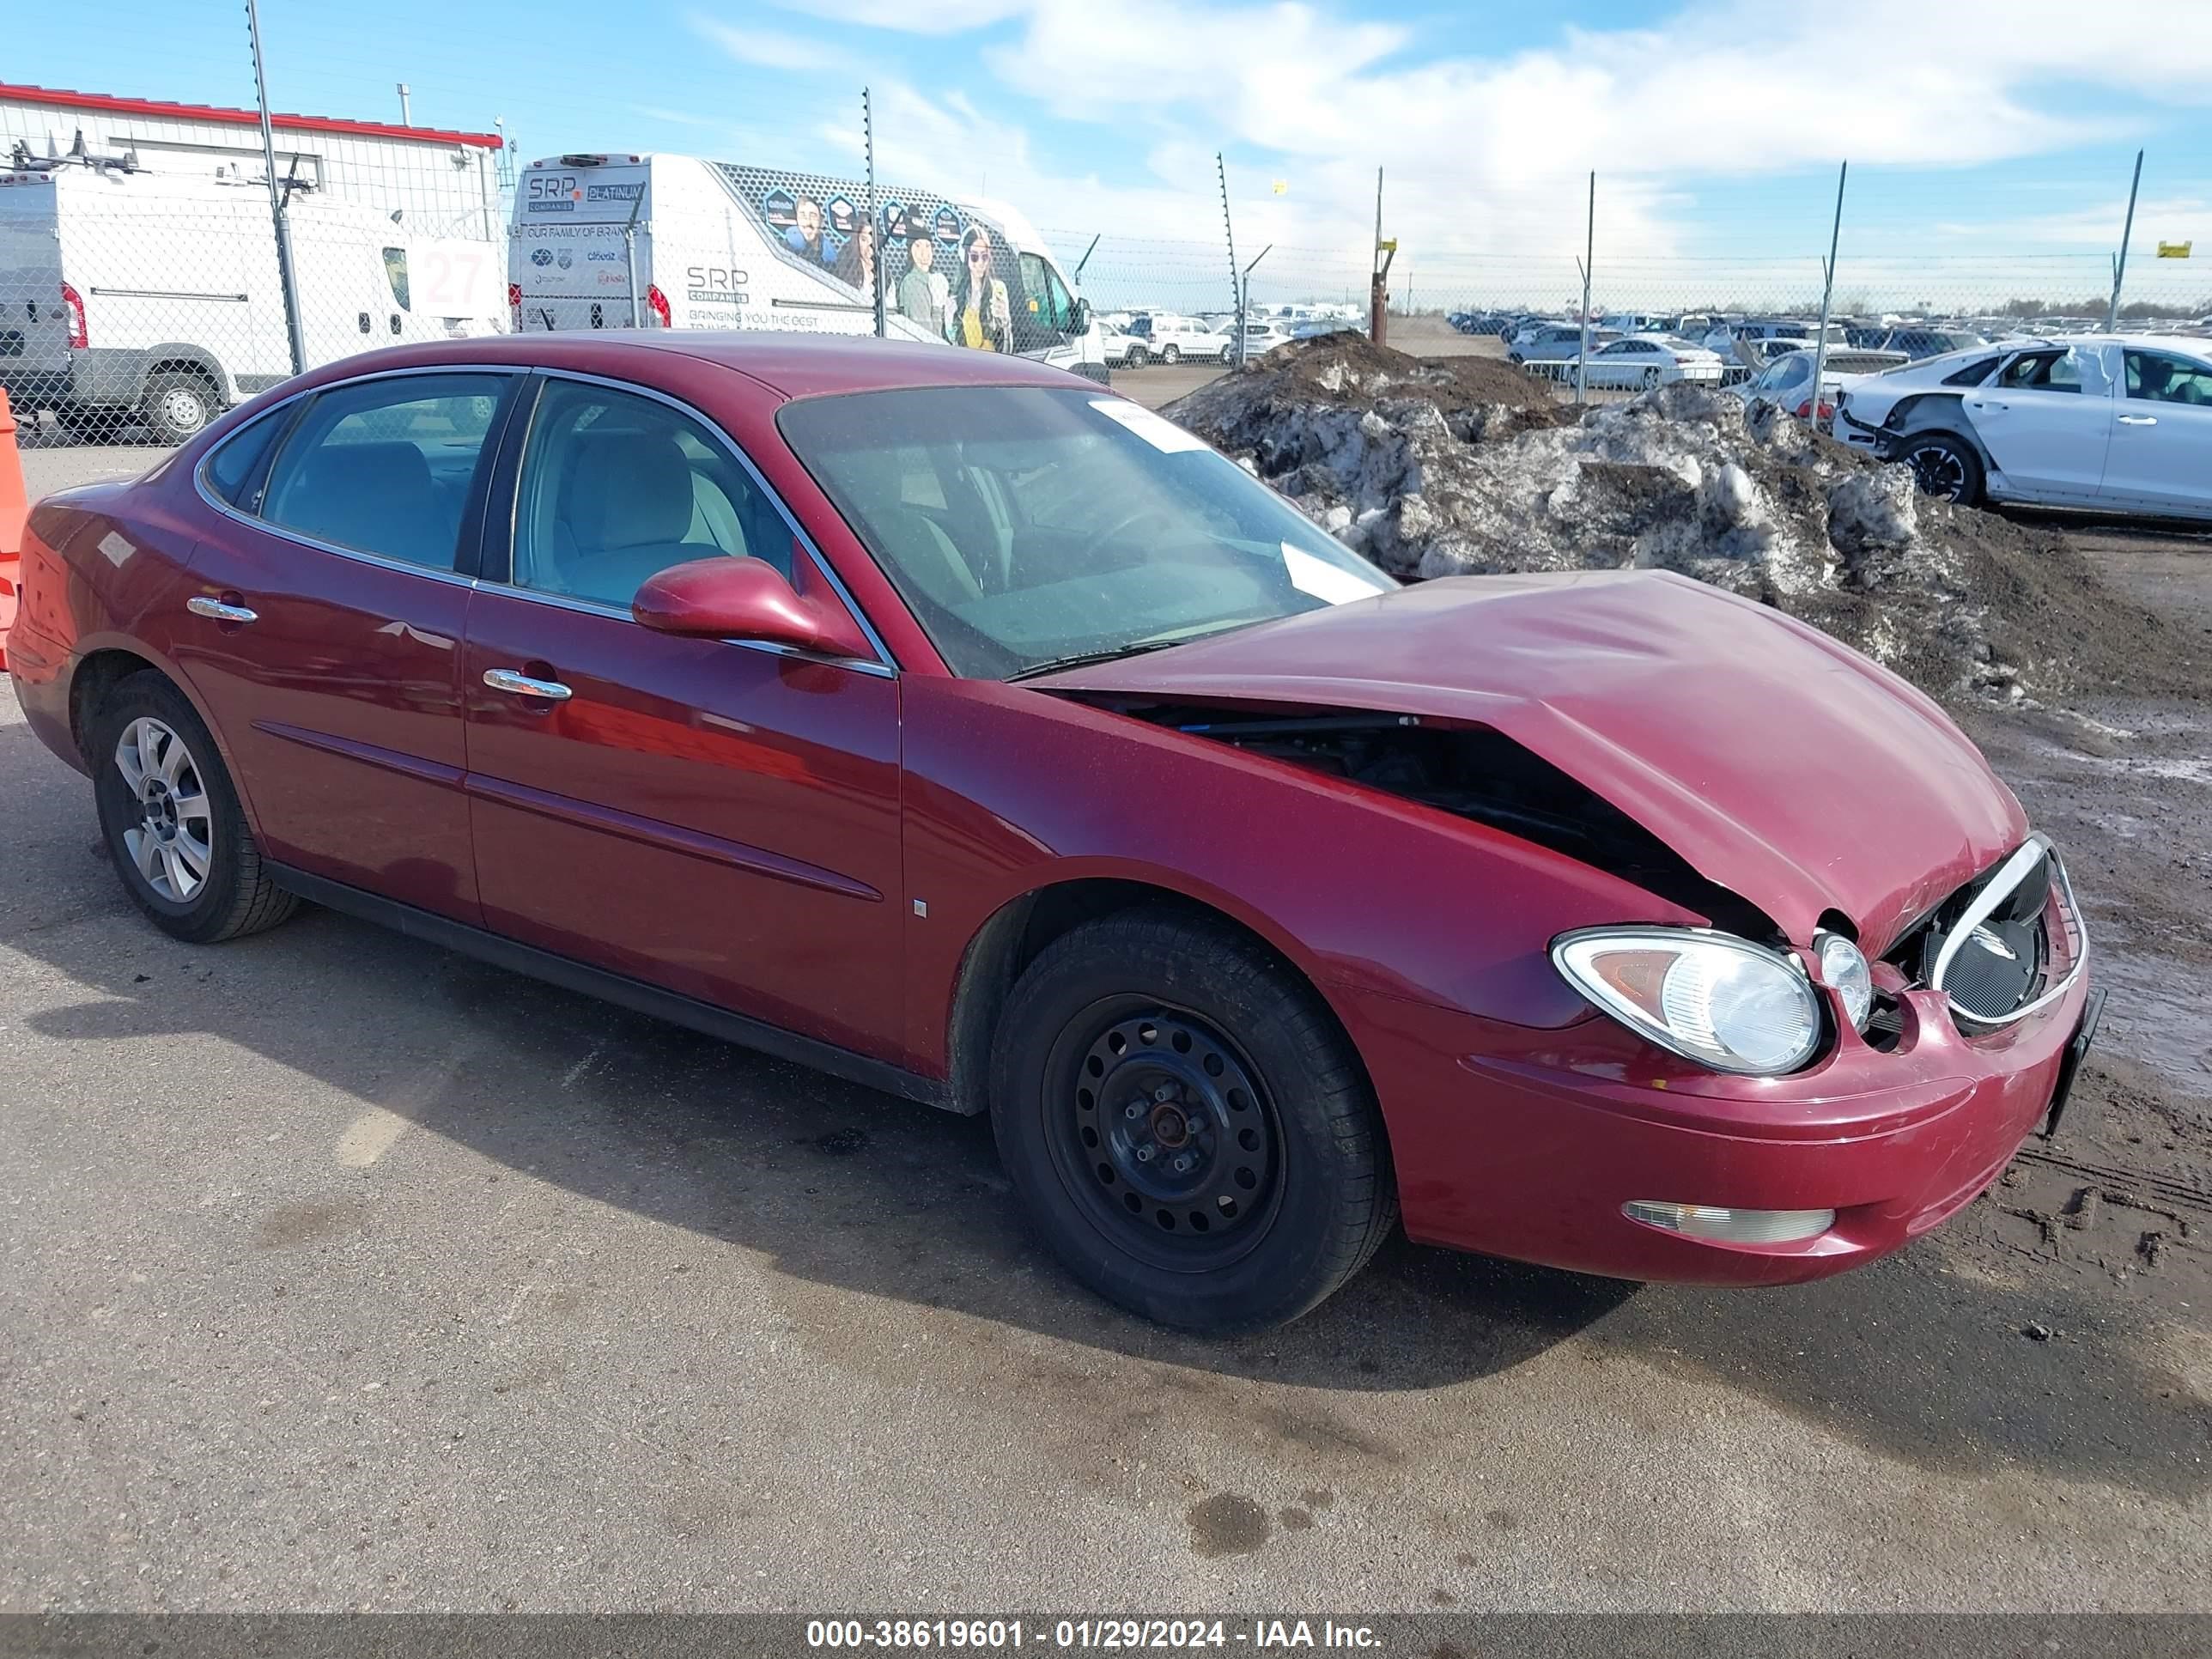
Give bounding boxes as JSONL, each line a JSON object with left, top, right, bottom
{"left": 112, "top": 716, "right": 215, "bottom": 902}
{"left": 1042, "top": 999, "right": 1284, "bottom": 1273}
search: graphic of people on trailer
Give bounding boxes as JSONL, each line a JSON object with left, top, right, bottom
{"left": 735, "top": 167, "right": 1029, "bottom": 351}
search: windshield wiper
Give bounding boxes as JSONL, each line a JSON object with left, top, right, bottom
{"left": 1006, "top": 636, "right": 1197, "bottom": 682}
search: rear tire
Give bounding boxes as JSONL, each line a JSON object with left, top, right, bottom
{"left": 990, "top": 911, "right": 1396, "bottom": 1333}
{"left": 141, "top": 372, "right": 221, "bottom": 446}
{"left": 90, "top": 672, "right": 298, "bottom": 945}
{"left": 1162, "top": 343, "right": 1181, "bottom": 366}
{"left": 1901, "top": 430, "right": 1984, "bottom": 506}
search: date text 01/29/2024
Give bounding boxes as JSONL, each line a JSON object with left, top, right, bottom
{"left": 805, "top": 1620, "right": 1384, "bottom": 1650}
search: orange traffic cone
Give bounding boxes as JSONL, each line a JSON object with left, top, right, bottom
{"left": 0, "top": 386, "right": 24, "bottom": 672}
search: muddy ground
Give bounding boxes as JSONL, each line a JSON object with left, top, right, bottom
{"left": 1953, "top": 526, "right": 2212, "bottom": 1316}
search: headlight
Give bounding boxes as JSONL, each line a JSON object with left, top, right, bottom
{"left": 1552, "top": 927, "right": 1825, "bottom": 1076}
{"left": 1814, "top": 931, "right": 1873, "bottom": 1032}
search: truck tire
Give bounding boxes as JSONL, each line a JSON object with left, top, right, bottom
{"left": 1161, "top": 343, "right": 1181, "bottom": 366}
{"left": 141, "top": 373, "right": 222, "bottom": 446}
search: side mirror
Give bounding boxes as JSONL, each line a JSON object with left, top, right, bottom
{"left": 632, "top": 557, "right": 873, "bottom": 660}
{"left": 1067, "top": 296, "right": 1091, "bottom": 336}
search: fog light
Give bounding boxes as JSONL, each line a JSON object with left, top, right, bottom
{"left": 1623, "top": 1200, "right": 1835, "bottom": 1243}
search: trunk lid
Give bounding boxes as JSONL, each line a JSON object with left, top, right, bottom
{"left": 1035, "top": 570, "right": 2024, "bottom": 949}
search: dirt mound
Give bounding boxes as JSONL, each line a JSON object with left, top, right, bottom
{"left": 1166, "top": 368, "right": 2201, "bottom": 704}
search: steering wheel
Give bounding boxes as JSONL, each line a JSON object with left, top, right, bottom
{"left": 1073, "top": 502, "right": 1182, "bottom": 564}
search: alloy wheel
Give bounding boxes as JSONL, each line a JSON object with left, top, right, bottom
{"left": 1905, "top": 441, "right": 1969, "bottom": 501}
{"left": 113, "top": 716, "right": 214, "bottom": 902}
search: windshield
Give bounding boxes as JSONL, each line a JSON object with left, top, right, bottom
{"left": 777, "top": 386, "right": 1397, "bottom": 679}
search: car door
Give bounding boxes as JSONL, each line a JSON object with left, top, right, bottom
{"left": 2100, "top": 349, "right": 2212, "bottom": 514}
{"left": 460, "top": 372, "right": 907, "bottom": 1059}
{"left": 1962, "top": 344, "right": 2114, "bottom": 502}
{"left": 177, "top": 368, "right": 522, "bottom": 921}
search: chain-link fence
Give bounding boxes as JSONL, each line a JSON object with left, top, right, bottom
{"left": 3, "top": 86, "right": 507, "bottom": 447}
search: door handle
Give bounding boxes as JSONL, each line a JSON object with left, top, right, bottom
{"left": 186, "top": 595, "right": 258, "bottom": 623}
{"left": 483, "top": 667, "right": 572, "bottom": 702}
{"left": 2118, "top": 414, "right": 2158, "bottom": 426}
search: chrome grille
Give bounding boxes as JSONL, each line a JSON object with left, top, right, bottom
{"left": 1895, "top": 836, "right": 2087, "bottom": 1031}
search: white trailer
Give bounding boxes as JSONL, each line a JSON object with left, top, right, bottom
{"left": 0, "top": 160, "right": 507, "bottom": 442}
{"left": 509, "top": 152, "right": 1106, "bottom": 382}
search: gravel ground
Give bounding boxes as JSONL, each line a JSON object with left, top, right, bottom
{"left": 3, "top": 393, "right": 2209, "bottom": 1618}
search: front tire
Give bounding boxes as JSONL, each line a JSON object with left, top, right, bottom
{"left": 991, "top": 911, "right": 1396, "bottom": 1332}
{"left": 91, "top": 672, "right": 298, "bottom": 944}
{"left": 1127, "top": 346, "right": 1148, "bottom": 369}
{"left": 1901, "top": 431, "right": 1984, "bottom": 506}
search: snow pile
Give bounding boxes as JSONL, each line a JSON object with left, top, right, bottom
{"left": 1164, "top": 341, "right": 2173, "bottom": 701}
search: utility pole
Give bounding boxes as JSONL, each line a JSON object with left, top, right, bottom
{"left": 1575, "top": 171, "right": 1594, "bottom": 407}
{"left": 2107, "top": 149, "right": 2144, "bottom": 331}
{"left": 245, "top": 0, "right": 306, "bottom": 376}
{"left": 1370, "top": 167, "right": 1394, "bottom": 348}
{"left": 1809, "top": 160, "right": 1848, "bottom": 426}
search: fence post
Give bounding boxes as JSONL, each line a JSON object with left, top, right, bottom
{"left": 1217, "top": 153, "right": 1240, "bottom": 363}
{"left": 866, "top": 87, "right": 886, "bottom": 339}
{"left": 621, "top": 179, "right": 645, "bottom": 328}
{"left": 245, "top": 0, "right": 307, "bottom": 376}
{"left": 1576, "top": 172, "right": 1594, "bottom": 408}
{"left": 2106, "top": 149, "right": 2144, "bottom": 331}
{"left": 1369, "top": 168, "right": 1390, "bottom": 349}
{"left": 1809, "top": 160, "right": 1848, "bottom": 426}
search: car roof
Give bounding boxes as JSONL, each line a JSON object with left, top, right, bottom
{"left": 280, "top": 331, "right": 1090, "bottom": 402}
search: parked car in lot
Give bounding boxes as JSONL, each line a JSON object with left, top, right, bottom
{"left": 9, "top": 332, "right": 2100, "bottom": 1332}
{"left": 1559, "top": 334, "right": 1725, "bottom": 388}
{"left": 1231, "top": 319, "right": 1296, "bottom": 360}
{"left": 1128, "top": 313, "right": 1231, "bottom": 366}
{"left": 1733, "top": 347, "right": 1910, "bottom": 423}
{"left": 1509, "top": 325, "right": 1620, "bottom": 364}
{"left": 1099, "top": 325, "right": 1151, "bottom": 368}
{"left": 1834, "top": 335, "right": 2212, "bottom": 517}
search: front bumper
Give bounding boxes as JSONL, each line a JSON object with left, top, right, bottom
{"left": 1341, "top": 961, "right": 2094, "bottom": 1286}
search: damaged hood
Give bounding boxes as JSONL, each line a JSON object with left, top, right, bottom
{"left": 1035, "top": 569, "right": 2025, "bottom": 949}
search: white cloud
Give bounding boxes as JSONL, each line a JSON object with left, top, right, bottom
{"left": 683, "top": 0, "right": 2212, "bottom": 306}
{"left": 688, "top": 14, "right": 847, "bottom": 72}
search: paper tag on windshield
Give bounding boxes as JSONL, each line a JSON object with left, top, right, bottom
{"left": 1284, "top": 543, "right": 1389, "bottom": 605}
{"left": 1090, "top": 398, "right": 1209, "bottom": 453}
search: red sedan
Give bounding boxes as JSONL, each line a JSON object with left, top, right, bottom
{"left": 7, "top": 333, "right": 2100, "bottom": 1331}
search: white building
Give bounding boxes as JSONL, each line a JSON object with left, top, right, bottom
{"left": 1, "top": 82, "right": 505, "bottom": 239}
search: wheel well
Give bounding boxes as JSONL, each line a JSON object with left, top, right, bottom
{"left": 147, "top": 359, "right": 221, "bottom": 394}
{"left": 945, "top": 878, "right": 1364, "bottom": 1118}
{"left": 69, "top": 648, "right": 161, "bottom": 764}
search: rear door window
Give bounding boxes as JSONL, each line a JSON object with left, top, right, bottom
{"left": 258, "top": 374, "right": 507, "bottom": 569}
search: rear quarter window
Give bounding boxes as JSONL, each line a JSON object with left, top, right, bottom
{"left": 201, "top": 410, "right": 288, "bottom": 510}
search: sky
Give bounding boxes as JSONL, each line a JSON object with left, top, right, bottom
{"left": 11, "top": 0, "right": 2212, "bottom": 313}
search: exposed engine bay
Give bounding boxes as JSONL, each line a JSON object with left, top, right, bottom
{"left": 1085, "top": 702, "right": 1780, "bottom": 941}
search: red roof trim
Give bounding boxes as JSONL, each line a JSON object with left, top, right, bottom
{"left": 0, "top": 83, "right": 502, "bottom": 150}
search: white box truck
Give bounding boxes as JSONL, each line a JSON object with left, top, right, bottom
{"left": 0, "top": 159, "right": 507, "bottom": 442}
{"left": 508, "top": 152, "right": 1106, "bottom": 381}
